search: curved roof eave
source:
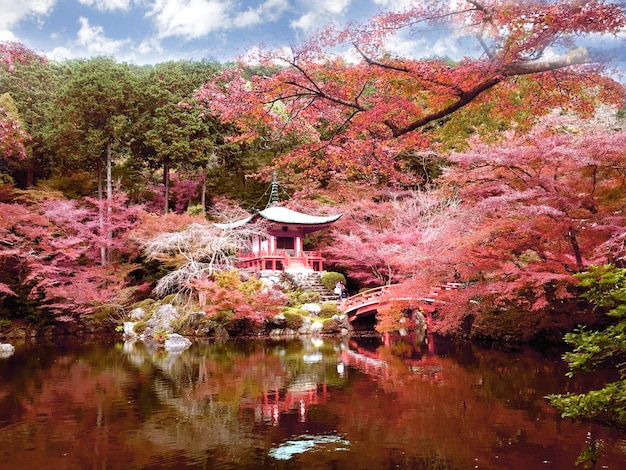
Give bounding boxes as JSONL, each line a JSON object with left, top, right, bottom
{"left": 258, "top": 206, "right": 342, "bottom": 225}
{"left": 213, "top": 215, "right": 255, "bottom": 230}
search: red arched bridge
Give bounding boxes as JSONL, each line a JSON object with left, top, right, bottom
{"left": 338, "top": 282, "right": 463, "bottom": 325}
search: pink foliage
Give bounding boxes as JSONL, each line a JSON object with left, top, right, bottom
{"left": 0, "top": 192, "right": 145, "bottom": 317}
{"left": 431, "top": 115, "right": 626, "bottom": 319}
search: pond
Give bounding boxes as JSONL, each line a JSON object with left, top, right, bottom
{"left": 0, "top": 334, "right": 624, "bottom": 469}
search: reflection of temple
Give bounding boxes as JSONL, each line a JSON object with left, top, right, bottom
{"left": 215, "top": 176, "right": 341, "bottom": 273}
{"left": 242, "top": 383, "right": 330, "bottom": 426}
{"left": 239, "top": 338, "right": 445, "bottom": 426}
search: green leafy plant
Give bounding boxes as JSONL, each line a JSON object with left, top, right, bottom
{"left": 153, "top": 329, "right": 170, "bottom": 344}
{"left": 281, "top": 308, "right": 305, "bottom": 330}
{"left": 547, "top": 265, "right": 626, "bottom": 428}
{"left": 320, "top": 272, "right": 346, "bottom": 291}
{"left": 319, "top": 302, "right": 338, "bottom": 319}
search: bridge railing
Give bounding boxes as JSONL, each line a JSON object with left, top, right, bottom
{"left": 340, "top": 284, "right": 397, "bottom": 314}
{"left": 340, "top": 282, "right": 464, "bottom": 316}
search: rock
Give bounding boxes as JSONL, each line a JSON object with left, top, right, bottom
{"left": 0, "top": 343, "right": 15, "bottom": 358}
{"left": 301, "top": 303, "right": 322, "bottom": 315}
{"left": 310, "top": 321, "right": 323, "bottom": 335}
{"left": 123, "top": 322, "right": 137, "bottom": 339}
{"left": 164, "top": 333, "right": 192, "bottom": 353}
{"left": 269, "top": 314, "right": 287, "bottom": 329}
{"left": 130, "top": 308, "right": 146, "bottom": 321}
{"left": 145, "top": 304, "right": 178, "bottom": 333}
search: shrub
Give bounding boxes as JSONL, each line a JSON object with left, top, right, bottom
{"left": 187, "top": 204, "right": 205, "bottom": 216}
{"left": 321, "top": 272, "right": 346, "bottom": 291}
{"left": 322, "top": 318, "right": 341, "bottom": 334}
{"left": 282, "top": 307, "right": 305, "bottom": 330}
{"left": 298, "top": 291, "right": 321, "bottom": 304}
{"left": 319, "top": 302, "right": 338, "bottom": 319}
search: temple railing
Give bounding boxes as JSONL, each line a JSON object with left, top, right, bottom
{"left": 238, "top": 250, "right": 325, "bottom": 271}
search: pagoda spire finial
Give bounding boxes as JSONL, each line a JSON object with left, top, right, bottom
{"left": 267, "top": 172, "right": 279, "bottom": 208}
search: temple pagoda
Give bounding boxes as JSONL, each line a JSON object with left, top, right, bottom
{"left": 216, "top": 177, "right": 341, "bottom": 273}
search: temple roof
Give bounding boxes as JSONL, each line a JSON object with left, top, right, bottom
{"left": 259, "top": 206, "right": 342, "bottom": 225}
{"left": 215, "top": 205, "right": 342, "bottom": 230}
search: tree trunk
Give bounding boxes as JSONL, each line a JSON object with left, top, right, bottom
{"left": 106, "top": 140, "right": 113, "bottom": 264}
{"left": 568, "top": 226, "right": 584, "bottom": 271}
{"left": 163, "top": 159, "right": 170, "bottom": 214}
{"left": 201, "top": 164, "right": 207, "bottom": 211}
{"left": 97, "top": 157, "right": 106, "bottom": 266}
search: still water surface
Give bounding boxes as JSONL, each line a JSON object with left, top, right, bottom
{"left": 0, "top": 334, "right": 624, "bottom": 469}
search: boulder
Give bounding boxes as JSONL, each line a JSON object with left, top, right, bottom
{"left": 144, "top": 304, "right": 178, "bottom": 336}
{"left": 268, "top": 314, "right": 287, "bottom": 329}
{"left": 297, "top": 316, "right": 312, "bottom": 335}
{"left": 310, "top": 321, "right": 324, "bottom": 335}
{"left": 0, "top": 343, "right": 15, "bottom": 358}
{"left": 123, "top": 321, "right": 137, "bottom": 339}
{"left": 130, "top": 308, "right": 146, "bottom": 321}
{"left": 301, "top": 303, "right": 322, "bottom": 316}
{"left": 164, "top": 333, "right": 192, "bottom": 353}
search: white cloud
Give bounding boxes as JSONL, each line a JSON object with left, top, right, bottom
{"left": 371, "top": 0, "right": 415, "bottom": 7}
{"left": 147, "top": 0, "right": 233, "bottom": 40}
{"left": 290, "top": 11, "right": 316, "bottom": 31}
{"left": 234, "top": 0, "right": 289, "bottom": 28}
{"left": 0, "top": 0, "right": 56, "bottom": 30}
{"left": 76, "top": 16, "right": 130, "bottom": 55}
{"left": 136, "top": 36, "right": 163, "bottom": 56}
{"left": 47, "top": 46, "right": 73, "bottom": 61}
{"left": 290, "top": 0, "right": 351, "bottom": 32}
{"left": 77, "top": 0, "right": 132, "bottom": 12}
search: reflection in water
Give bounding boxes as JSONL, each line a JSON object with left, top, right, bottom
{"left": 268, "top": 433, "right": 351, "bottom": 460}
{"left": 0, "top": 334, "right": 624, "bottom": 469}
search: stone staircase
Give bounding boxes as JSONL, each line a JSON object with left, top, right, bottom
{"left": 293, "top": 272, "right": 337, "bottom": 303}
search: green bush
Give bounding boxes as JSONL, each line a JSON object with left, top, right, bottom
{"left": 298, "top": 291, "right": 321, "bottom": 304}
{"left": 321, "top": 272, "right": 346, "bottom": 291}
{"left": 319, "top": 302, "right": 338, "bottom": 319}
{"left": 282, "top": 308, "right": 305, "bottom": 330}
{"left": 187, "top": 204, "right": 205, "bottom": 216}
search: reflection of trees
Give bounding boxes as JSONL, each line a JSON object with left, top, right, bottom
{"left": 327, "top": 336, "right": 625, "bottom": 470}
{"left": 0, "top": 336, "right": 351, "bottom": 469}
{"left": 1, "top": 337, "right": 624, "bottom": 469}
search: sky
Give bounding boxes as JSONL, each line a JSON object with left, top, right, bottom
{"left": 0, "top": 0, "right": 431, "bottom": 65}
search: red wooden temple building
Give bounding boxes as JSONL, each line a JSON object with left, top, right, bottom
{"left": 216, "top": 174, "right": 342, "bottom": 273}
{"left": 217, "top": 205, "right": 342, "bottom": 272}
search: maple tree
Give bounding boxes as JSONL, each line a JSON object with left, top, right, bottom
{"left": 142, "top": 208, "right": 268, "bottom": 298}
{"left": 195, "top": 0, "right": 626, "bottom": 185}
{"left": 193, "top": 270, "right": 287, "bottom": 326}
{"left": 427, "top": 111, "right": 626, "bottom": 339}
{"left": 0, "top": 190, "right": 145, "bottom": 321}
{"left": 323, "top": 188, "right": 464, "bottom": 287}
